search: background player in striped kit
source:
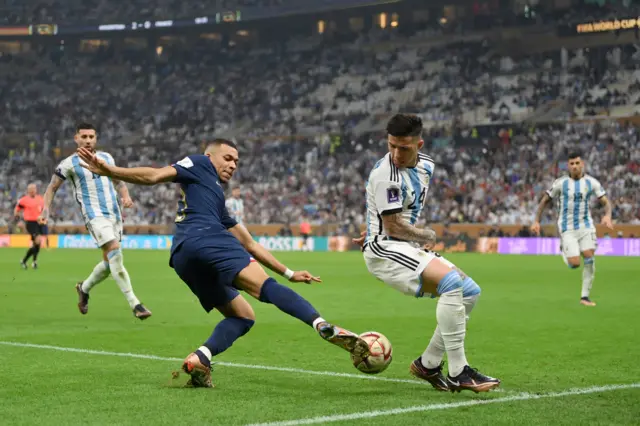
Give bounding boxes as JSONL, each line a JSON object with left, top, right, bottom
{"left": 39, "top": 123, "right": 151, "bottom": 319}
{"left": 225, "top": 185, "right": 244, "bottom": 224}
{"left": 531, "top": 151, "right": 614, "bottom": 306}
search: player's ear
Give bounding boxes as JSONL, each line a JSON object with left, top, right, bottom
{"left": 418, "top": 139, "right": 424, "bottom": 150}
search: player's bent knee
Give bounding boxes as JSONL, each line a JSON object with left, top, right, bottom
{"left": 461, "top": 277, "right": 481, "bottom": 297}
{"left": 582, "top": 250, "right": 595, "bottom": 258}
{"left": 218, "top": 295, "right": 256, "bottom": 321}
{"left": 234, "top": 262, "right": 270, "bottom": 299}
{"left": 567, "top": 257, "right": 581, "bottom": 268}
{"left": 421, "top": 258, "right": 460, "bottom": 295}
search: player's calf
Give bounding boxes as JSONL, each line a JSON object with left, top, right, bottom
{"left": 581, "top": 256, "right": 596, "bottom": 306}
{"left": 105, "top": 247, "right": 150, "bottom": 315}
{"left": 198, "top": 316, "right": 255, "bottom": 362}
{"left": 237, "top": 265, "right": 368, "bottom": 356}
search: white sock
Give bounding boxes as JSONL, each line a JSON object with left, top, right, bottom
{"left": 582, "top": 258, "right": 595, "bottom": 298}
{"left": 197, "top": 346, "right": 212, "bottom": 362}
{"left": 107, "top": 249, "right": 140, "bottom": 309}
{"left": 436, "top": 287, "right": 468, "bottom": 377}
{"left": 421, "top": 294, "right": 480, "bottom": 369}
{"left": 421, "top": 325, "right": 445, "bottom": 369}
{"left": 81, "top": 261, "right": 111, "bottom": 293}
{"left": 312, "top": 317, "right": 327, "bottom": 331}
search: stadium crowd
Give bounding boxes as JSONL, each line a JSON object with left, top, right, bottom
{"left": 2, "top": 120, "right": 639, "bottom": 231}
{"left": 2, "top": 5, "right": 640, "bottom": 232}
{"left": 1, "top": 0, "right": 291, "bottom": 24}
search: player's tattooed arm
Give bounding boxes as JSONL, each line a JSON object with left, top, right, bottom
{"left": 40, "top": 174, "right": 64, "bottom": 221}
{"left": 381, "top": 213, "right": 437, "bottom": 246}
{"left": 599, "top": 195, "right": 614, "bottom": 229}
{"left": 531, "top": 193, "right": 552, "bottom": 235}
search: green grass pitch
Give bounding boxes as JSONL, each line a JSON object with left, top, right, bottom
{"left": 0, "top": 248, "right": 638, "bottom": 425}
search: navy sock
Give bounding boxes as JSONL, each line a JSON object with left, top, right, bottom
{"left": 259, "top": 277, "right": 320, "bottom": 327}
{"left": 201, "top": 317, "right": 254, "bottom": 363}
{"left": 32, "top": 245, "right": 40, "bottom": 261}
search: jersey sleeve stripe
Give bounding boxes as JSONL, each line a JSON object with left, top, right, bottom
{"left": 388, "top": 157, "right": 400, "bottom": 182}
{"left": 54, "top": 170, "right": 66, "bottom": 180}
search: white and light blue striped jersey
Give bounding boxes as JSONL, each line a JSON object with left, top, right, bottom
{"left": 55, "top": 152, "right": 122, "bottom": 224}
{"left": 365, "top": 152, "right": 434, "bottom": 243}
{"left": 225, "top": 197, "right": 244, "bottom": 224}
{"left": 546, "top": 174, "right": 606, "bottom": 233}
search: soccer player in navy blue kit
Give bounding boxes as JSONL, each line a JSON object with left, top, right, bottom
{"left": 77, "top": 140, "right": 369, "bottom": 387}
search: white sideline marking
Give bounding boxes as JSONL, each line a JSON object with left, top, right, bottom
{"left": 0, "top": 341, "right": 431, "bottom": 387}
{"left": 246, "top": 383, "right": 640, "bottom": 426}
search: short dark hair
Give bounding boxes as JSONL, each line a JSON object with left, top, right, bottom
{"left": 386, "top": 114, "right": 423, "bottom": 138}
{"left": 568, "top": 151, "right": 582, "bottom": 160}
{"left": 76, "top": 122, "right": 96, "bottom": 133}
{"left": 206, "top": 138, "right": 237, "bottom": 151}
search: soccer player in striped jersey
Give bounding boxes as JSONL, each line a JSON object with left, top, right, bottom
{"left": 531, "top": 151, "right": 613, "bottom": 307}
{"left": 358, "top": 114, "right": 500, "bottom": 393}
{"left": 225, "top": 186, "right": 244, "bottom": 224}
{"left": 39, "top": 123, "right": 151, "bottom": 319}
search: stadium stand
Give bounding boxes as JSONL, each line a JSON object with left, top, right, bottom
{"left": 1, "top": 0, "right": 639, "bottom": 232}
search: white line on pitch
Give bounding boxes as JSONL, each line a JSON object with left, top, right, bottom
{"left": 246, "top": 383, "right": 640, "bottom": 426}
{"left": 0, "top": 341, "right": 433, "bottom": 387}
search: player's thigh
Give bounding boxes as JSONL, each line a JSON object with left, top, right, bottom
{"left": 579, "top": 229, "right": 597, "bottom": 257}
{"left": 234, "top": 261, "right": 271, "bottom": 299}
{"left": 26, "top": 221, "right": 40, "bottom": 243}
{"left": 88, "top": 218, "right": 120, "bottom": 250}
{"left": 561, "top": 231, "right": 581, "bottom": 260}
{"left": 216, "top": 294, "right": 256, "bottom": 321}
{"left": 171, "top": 245, "right": 241, "bottom": 313}
{"left": 364, "top": 241, "right": 434, "bottom": 297}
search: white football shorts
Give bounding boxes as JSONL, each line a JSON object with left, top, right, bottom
{"left": 87, "top": 217, "right": 123, "bottom": 247}
{"left": 561, "top": 229, "right": 597, "bottom": 259}
{"left": 363, "top": 239, "right": 453, "bottom": 298}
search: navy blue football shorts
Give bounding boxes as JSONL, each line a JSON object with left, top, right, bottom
{"left": 170, "top": 233, "right": 252, "bottom": 312}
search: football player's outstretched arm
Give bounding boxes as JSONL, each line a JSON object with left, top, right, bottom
{"left": 40, "top": 174, "right": 65, "bottom": 222}
{"left": 381, "top": 213, "right": 437, "bottom": 247}
{"left": 77, "top": 147, "right": 176, "bottom": 185}
{"left": 228, "top": 223, "right": 321, "bottom": 284}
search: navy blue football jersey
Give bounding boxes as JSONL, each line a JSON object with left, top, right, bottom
{"left": 171, "top": 155, "right": 237, "bottom": 249}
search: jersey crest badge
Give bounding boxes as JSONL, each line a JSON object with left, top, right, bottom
{"left": 387, "top": 188, "right": 399, "bottom": 203}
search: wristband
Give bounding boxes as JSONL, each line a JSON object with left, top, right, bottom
{"left": 283, "top": 268, "right": 294, "bottom": 280}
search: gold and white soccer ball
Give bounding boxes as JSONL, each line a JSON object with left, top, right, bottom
{"left": 351, "top": 331, "right": 393, "bottom": 374}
